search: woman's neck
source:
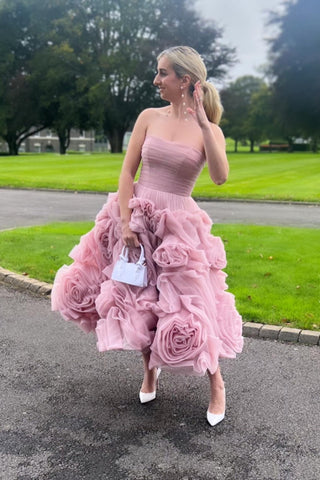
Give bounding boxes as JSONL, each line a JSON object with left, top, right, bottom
{"left": 168, "top": 95, "right": 194, "bottom": 120}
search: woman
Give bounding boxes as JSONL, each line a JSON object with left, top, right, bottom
{"left": 51, "top": 46, "right": 243, "bottom": 427}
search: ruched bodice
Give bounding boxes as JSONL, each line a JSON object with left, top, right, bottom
{"left": 138, "top": 135, "right": 205, "bottom": 197}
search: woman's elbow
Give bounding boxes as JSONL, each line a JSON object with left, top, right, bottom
{"left": 216, "top": 178, "right": 227, "bottom": 185}
{"left": 209, "top": 161, "right": 229, "bottom": 186}
{"left": 211, "top": 173, "right": 228, "bottom": 185}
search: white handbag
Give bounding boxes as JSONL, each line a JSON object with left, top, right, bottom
{"left": 111, "top": 244, "right": 148, "bottom": 287}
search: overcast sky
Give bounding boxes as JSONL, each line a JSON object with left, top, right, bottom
{"left": 195, "top": 0, "right": 286, "bottom": 84}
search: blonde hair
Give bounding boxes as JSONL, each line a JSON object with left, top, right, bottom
{"left": 157, "top": 46, "right": 223, "bottom": 124}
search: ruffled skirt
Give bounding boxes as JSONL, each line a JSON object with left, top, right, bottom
{"left": 51, "top": 183, "right": 243, "bottom": 376}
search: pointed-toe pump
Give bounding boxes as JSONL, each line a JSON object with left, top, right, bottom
{"left": 139, "top": 368, "right": 161, "bottom": 404}
{"left": 206, "top": 387, "right": 226, "bottom": 426}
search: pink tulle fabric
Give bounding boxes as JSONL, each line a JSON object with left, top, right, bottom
{"left": 51, "top": 135, "right": 243, "bottom": 376}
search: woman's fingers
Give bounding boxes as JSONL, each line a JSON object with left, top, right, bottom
{"left": 186, "top": 107, "right": 197, "bottom": 120}
{"left": 194, "top": 81, "right": 203, "bottom": 105}
{"left": 123, "top": 232, "right": 140, "bottom": 248}
{"left": 133, "top": 234, "right": 140, "bottom": 248}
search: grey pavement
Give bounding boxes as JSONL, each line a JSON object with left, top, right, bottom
{"left": 0, "top": 187, "right": 319, "bottom": 230}
{"left": 1, "top": 283, "right": 320, "bottom": 480}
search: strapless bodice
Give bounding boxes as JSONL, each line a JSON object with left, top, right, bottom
{"left": 137, "top": 135, "right": 205, "bottom": 197}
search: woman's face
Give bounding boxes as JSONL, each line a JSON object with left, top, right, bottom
{"left": 153, "top": 55, "right": 182, "bottom": 102}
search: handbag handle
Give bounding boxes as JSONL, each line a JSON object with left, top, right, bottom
{"left": 119, "top": 244, "right": 145, "bottom": 266}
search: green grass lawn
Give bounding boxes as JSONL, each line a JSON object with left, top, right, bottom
{"left": 0, "top": 151, "right": 319, "bottom": 202}
{"left": 0, "top": 222, "right": 319, "bottom": 331}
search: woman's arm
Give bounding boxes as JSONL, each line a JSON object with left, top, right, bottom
{"left": 188, "top": 81, "right": 229, "bottom": 185}
{"left": 201, "top": 123, "right": 229, "bottom": 185}
{"left": 118, "top": 109, "right": 151, "bottom": 247}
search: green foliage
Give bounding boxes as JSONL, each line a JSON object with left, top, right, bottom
{"left": 0, "top": 0, "right": 236, "bottom": 154}
{"left": 245, "top": 85, "right": 277, "bottom": 147}
{"left": 80, "top": 0, "right": 236, "bottom": 152}
{"left": 220, "top": 76, "right": 265, "bottom": 152}
{"left": 0, "top": 221, "right": 319, "bottom": 330}
{"left": 269, "top": 0, "right": 320, "bottom": 148}
{"left": 0, "top": 0, "right": 45, "bottom": 154}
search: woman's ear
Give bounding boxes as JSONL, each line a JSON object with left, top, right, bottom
{"left": 181, "top": 74, "right": 192, "bottom": 89}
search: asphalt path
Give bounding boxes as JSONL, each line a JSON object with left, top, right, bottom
{"left": 1, "top": 284, "right": 320, "bottom": 480}
{"left": 0, "top": 188, "right": 319, "bottom": 230}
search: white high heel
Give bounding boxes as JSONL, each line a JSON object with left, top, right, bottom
{"left": 139, "top": 368, "right": 161, "bottom": 404}
{"left": 206, "top": 387, "right": 226, "bottom": 426}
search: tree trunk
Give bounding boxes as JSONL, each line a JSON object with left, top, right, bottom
{"left": 250, "top": 139, "right": 255, "bottom": 152}
{"left": 59, "top": 141, "right": 67, "bottom": 155}
{"left": 57, "top": 128, "right": 71, "bottom": 155}
{"left": 5, "top": 136, "right": 19, "bottom": 155}
{"left": 234, "top": 139, "right": 238, "bottom": 153}
{"left": 108, "top": 129, "right": 126, "bottom": 153}
{"left": 310, "top": 136, "right": 318, "bottom": 153}
{"left": 287, "top": 137, "right": 294, "bottom": 153}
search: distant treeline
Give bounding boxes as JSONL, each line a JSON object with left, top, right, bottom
{"left": 0, "top": 0, "right": 318, "bottom": 155}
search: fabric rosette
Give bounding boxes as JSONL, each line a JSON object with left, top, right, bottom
{"left": 155, "top": 269, "right": 213, "bottom": 316}
{"left": 146, "top": 209, "right": 162, "bottom": 234}
{"left": 95, "top": 192, "right": 120, "bottom": 223}
{"left": 51, "top": 263, "right": 102, "bottom": 333}
{"left": 96, "top": 304, "right": 154, "bottom": 352}
{"left": 152, "top": 239, "right": 190, "bottom": 269}
{"left": 149, "top": 295, "right": 221, "bottom": 376}
{"left": 93, "top": 216, "right": 119, "bottom": 264}
{"left": 128, "top": 197, "right": 157, "bottom": 234}
{"left": 158, "top": 210, "right": 207, "bottom": 248}
{"left": 129, "top": 196, "right": 156, "bottom": 217}
{"left": 205, "top": 236, "right": 227, "bottom": 270}
{"left": 153, "top": 238, "right": 211, "bottom": 274}
{"left": 69, "top": 229, "right": 105, "bottom": 272}
{"left": 95, "top": 280, "right": 157, "bottom": 352}
{"left": 95, "top": 280, "right": 133, "bottom": 318}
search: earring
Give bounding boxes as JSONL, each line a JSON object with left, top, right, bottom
{"left": 181, "top": 87, "right": 188, "bottom": 121}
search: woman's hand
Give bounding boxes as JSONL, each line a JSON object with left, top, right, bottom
{"left": 187, "top": 81, "right": 210, "bottom": 130}
{"left": 121, "top": 223, "right": 140, "bottom": 248}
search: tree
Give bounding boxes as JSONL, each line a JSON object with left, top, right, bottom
{"left": 0, "top": 0, "right": 45, "bottom": 154}
{"left": 0, "top": 0, "right": 236, "bottom": 154}
{"left": 220, "top": 76, "right": 264, "bottom": 152}
{"left": 245, "top": 84, "right": 280, "bottom": 152}
{"left": 0, "top": 74, "right": 44, "bottom": 155}
{"left": 0, "top": 0, "right": 92, "bottom": 154}
{"left": 79, "top": 0, "right": 236, "bottom": 152}
{"left": 29, "top": 0, "right": 99, "bottom": 154}
{"left": 31, "top": 43, "right": 95, "bottom": 154}
{"left": 268, "top": 0, "right": 320, "bottom": 151}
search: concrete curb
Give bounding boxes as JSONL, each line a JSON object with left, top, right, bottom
{"left": 1, "top": 266, "right": 319, "bottom": 347}
{"left": 0, "top": 267, "right": 52, "bottom": 296}
{"left": 243, "top": 322, "right": 320, "bottom": 346}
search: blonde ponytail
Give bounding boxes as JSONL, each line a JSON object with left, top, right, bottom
{"left": 203, "top": 81, "right": 223, "bottom": 125}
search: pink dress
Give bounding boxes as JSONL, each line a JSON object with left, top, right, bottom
{"left": 51, "top": 135, "right": 243, "bottom": 376}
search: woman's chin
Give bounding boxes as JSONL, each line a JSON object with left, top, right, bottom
{"left": 162, "top": 95, "right": 171, "bottom": 103}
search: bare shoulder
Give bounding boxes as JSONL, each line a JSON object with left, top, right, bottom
{"left": 138, "top": 106, "right": 169, "bottom": 120}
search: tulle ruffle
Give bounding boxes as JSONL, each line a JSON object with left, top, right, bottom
{"left": 51, "top": 189, "right": 243, "bottom": 376}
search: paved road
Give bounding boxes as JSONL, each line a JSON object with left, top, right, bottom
{"left": 0, "top": 188, "right": 319, "bottom": 230}
{"left": 1, "top": 283, "right": 320, "bottom": 480}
